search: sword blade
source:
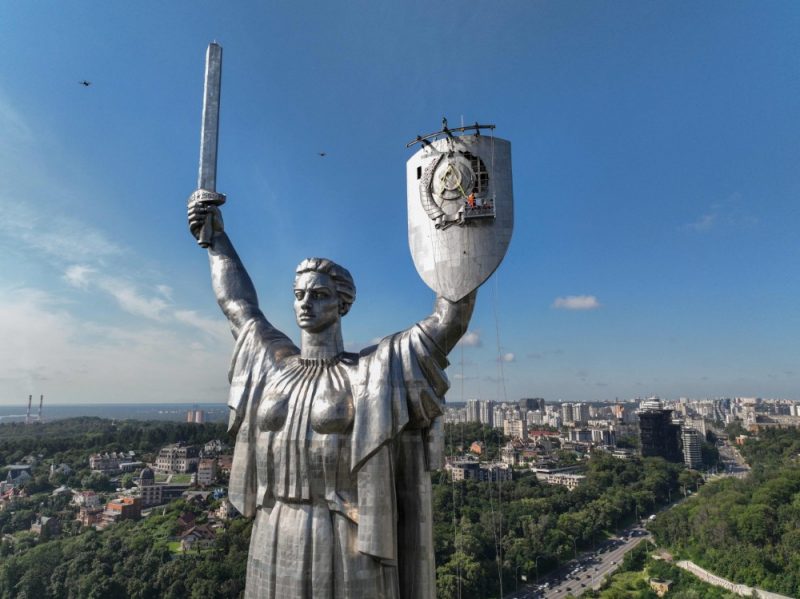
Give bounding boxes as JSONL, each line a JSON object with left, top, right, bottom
{"left": 198, "top": 42, "right": 222, "bottom": 191}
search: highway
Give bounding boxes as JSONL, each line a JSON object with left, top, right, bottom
{"left": 506, "top": 440, "right": 750, "bottom": 598}
{"left": 506, "top": 527, "right": 652, "bottom": 599}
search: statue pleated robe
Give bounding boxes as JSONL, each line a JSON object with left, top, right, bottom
{"left": 226, "top": 315, "right": 448, "bottom": 599}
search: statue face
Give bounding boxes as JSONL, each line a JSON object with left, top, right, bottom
{"left": 294, "top": 271, "right": 340, "bottom": 333}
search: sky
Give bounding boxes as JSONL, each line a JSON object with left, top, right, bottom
{"left": 0, "top": 2, "right": 798, "bottom": 406}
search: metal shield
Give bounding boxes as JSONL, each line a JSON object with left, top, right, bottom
{"left": 407, "top": 134, "right": 513, "bottom": 301}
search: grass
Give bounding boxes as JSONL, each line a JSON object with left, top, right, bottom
{"left": 169, "top": 473, "right": 193, "bottom": 484}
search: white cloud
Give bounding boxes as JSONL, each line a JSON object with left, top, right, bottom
{"left": 685, "top": 213, "right": 717, "bottom": 232}
{"left": 500, "top": 352, "right": 515, "bottom": 363}
{"left": 95, "top": 277, "right": 171, "bottom": 321}
{"left": 682, "top": 194, "right": 759, "bottom": 233}
{"left": 156, "top": 285, "right": 174, "bottom": 301}
{"left": 63, "top": 265, "right": 230, "bottom": 340}
{"left": 456, "top": 330, "right": 482, "bottom": 348}
{"left": 0, "top": 288, "right": 230, "bottom": 404}
{"left": 0, "top": 91, "right": 33, "bottom": 144}
{"left": 0, "top": 201, "right": 121, "bottom": 263}
{"left": 64, "top": 264, "right": 95, "bottom": 289}
{"left": 552, "top": 295, "right": 601, "bottom": 310}
{"left": 173, "top": 309, "right": 231, "bottom": 342}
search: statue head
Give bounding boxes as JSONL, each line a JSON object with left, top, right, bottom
{"left": 294, "top": 258, "right": 356, "bottom": 332}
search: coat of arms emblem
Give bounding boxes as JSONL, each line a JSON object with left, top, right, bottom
{"left": 407, "top": 120, "right": 514, "bottom": 301}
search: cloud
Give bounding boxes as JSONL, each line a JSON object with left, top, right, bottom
{"left": 62, "top": 265, "right": 230, "bottom": 340}
{"left": 64, "top": 265, "right": 95, "bottom": 289}
{"left": 0, "top": 202, "right": 121, "bottom": 263}
{"left": 173, "top": 309, "right": 231, "bottom": 342}
{"left": 682, "top": 194, "right": 759, "bottom": 233}
{"left": 552, "top": 295, "right": 601, "bottom": 310}
{"left": 498, "top": 352, "right": 515, "bottom": 363}
{"left": 156, "top": 285, "right": 174, "bottom": 301}
{"left": 0, "top": 91, "right": 33, "bottom": 144}
{"left": 685, "top": 213, "right": 717, "bottom": 232}
{"left": 456, "top": 330, "right": 482, "bottom": 348}
{"left": 0, "top": 288, "right": 230, "bottom": 403}
{"left": 96, "top": 277, "right": 171, "bottom": 321}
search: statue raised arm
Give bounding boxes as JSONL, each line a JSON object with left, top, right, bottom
{"left": 188, "top": 199, "right": 263, "bottom": 338}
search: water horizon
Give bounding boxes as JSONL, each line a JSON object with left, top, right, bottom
{"left": 0, "top": 402, "right": 229, "bottom": 423}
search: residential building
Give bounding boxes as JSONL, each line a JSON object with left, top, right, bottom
{"left": 504, "top": 417, "right": 527, "bottom": 441}
{"left": 77, "top": 505, "right": 103, "bottom": 527}
{"left": 532, "top": 465, "right": 586, "bottom": 490}
{"left": 445, "top": 460, "right": 512, "bottom": 482}
{"left": 215, "top": 498, "right": 239, "bottom": 521}
{"left": 574, "top": 403, "right": 590, "bottom": 425}
{"left": 466, "top": 399, "right": 480, "bottom": 423}
{"left": 155, "top": 444, "right": 199, "bottom": 474}
{"left": 180, "top": 524, "right": 216, "bottom": 551}
{"left": 479, "top": 400, "right": 495, "bottom": 427}
{"left": 197, "top": 458, "right": 217, "bottom": 486}
{"left": 136, "top": 467, "right": 190, "bottom": 507}
{"left": 89, "top": 451, "right": 135, "bottom": 474}
{"left": 98, "top": 496, "right": 142, "bottom": 528}
{"left": 561, "top": 403, "right": 574, "bottom": 425}
{"left": 681, "top": 427, "right": 703, "bottom": 469}
{"left": 30, "top": 516, "right": 60, "bottom": 537}
{"left": 638, "top": 398, "right": 682, "bottom": 463}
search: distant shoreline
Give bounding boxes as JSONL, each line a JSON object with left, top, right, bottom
{"left": 0, "top": 402, "right": 229, "bottom": 423}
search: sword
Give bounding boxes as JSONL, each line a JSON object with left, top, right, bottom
{"left": 195, "top": 42, "right": 226, "bottom": 248}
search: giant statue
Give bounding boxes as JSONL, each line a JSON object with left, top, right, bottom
{"left": 188, "top": 44, "right": 512, "bottom": 599}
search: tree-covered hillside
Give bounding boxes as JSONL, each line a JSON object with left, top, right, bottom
{"left": 649, "top": 428, "right": 800, "bottom": 596}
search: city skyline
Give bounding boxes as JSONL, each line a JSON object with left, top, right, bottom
{"left": 1, "top": 3, "right": 798, "bottom": 405}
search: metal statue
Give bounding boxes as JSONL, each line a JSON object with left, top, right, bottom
{"left": 188, "top": 46, "right": 512, "bottom": 599}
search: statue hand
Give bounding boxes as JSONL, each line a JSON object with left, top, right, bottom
{"left": 188, "top": 191, "right": 225, "bottom": 241}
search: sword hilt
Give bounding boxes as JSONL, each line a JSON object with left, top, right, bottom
{"left": 191, "top": 190, "right": 226, "bottom": 248}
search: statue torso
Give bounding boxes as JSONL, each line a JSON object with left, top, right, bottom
{"left": 255, "top": 353, "right": 358, "bottom": 508}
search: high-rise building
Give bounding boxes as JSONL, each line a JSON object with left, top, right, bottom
{"left": 561, "top": 402, "right": 574, "bottom": 425}
{"left": 466, "top": 399, "right": 480, "bottom": 423}
{"left": 681, "top": 427, "right": 703, "bottom": 469}
{"left": 479, "top": 400, "right": 495, "bottom": 427}
{"left": 492, "top": 406, "right": 505, "bottom": 430}
{"left": 637, "top": 398, "right": 682, "bottom": 463}
{"left": 504, "top": 417, "right": 527, "bottom": 441}
{"left": 519, "top": 398, "right": 545, "bottom": 412}
{"left": 574, "top": 403, "right": 590, "bottom": 424}
{"left": 527, "top": 410, "right": 543, "bottom": 426}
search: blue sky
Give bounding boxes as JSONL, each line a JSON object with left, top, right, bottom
{"left": 0, "top": 2, "right": 797, "bottom": 405}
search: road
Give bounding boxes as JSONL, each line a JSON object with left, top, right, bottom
{"left": 506, "top": 527, "right": 652, "bottom": 599}
{"left": 715, "top": 440, "right": 750, "bottom": 479}
{"left": 506, "top": 440, "right": 750, "bottom": 599}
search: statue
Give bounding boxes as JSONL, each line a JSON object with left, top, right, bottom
{"left": 188, "top": 39, "right": 512, "bottom": 599}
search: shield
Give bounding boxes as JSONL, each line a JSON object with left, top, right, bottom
{"left": 407, "top": 134, "right": 513, "bottom": 301}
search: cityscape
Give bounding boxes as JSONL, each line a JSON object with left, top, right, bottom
{"left": 1, "top": 2, "right": 799, "bottom": 599}
{"left": 0, "top": 394, "right": 795, "bottom": 597}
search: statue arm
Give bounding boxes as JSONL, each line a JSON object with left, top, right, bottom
{"left": 208, "top": 232, "right": 263, "bottom": 338}
{"left": 417, "top": 290, "right": 477, "bottom": 356}
{"left": 188, "top": 200, "right": 262, "bottom": 338}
